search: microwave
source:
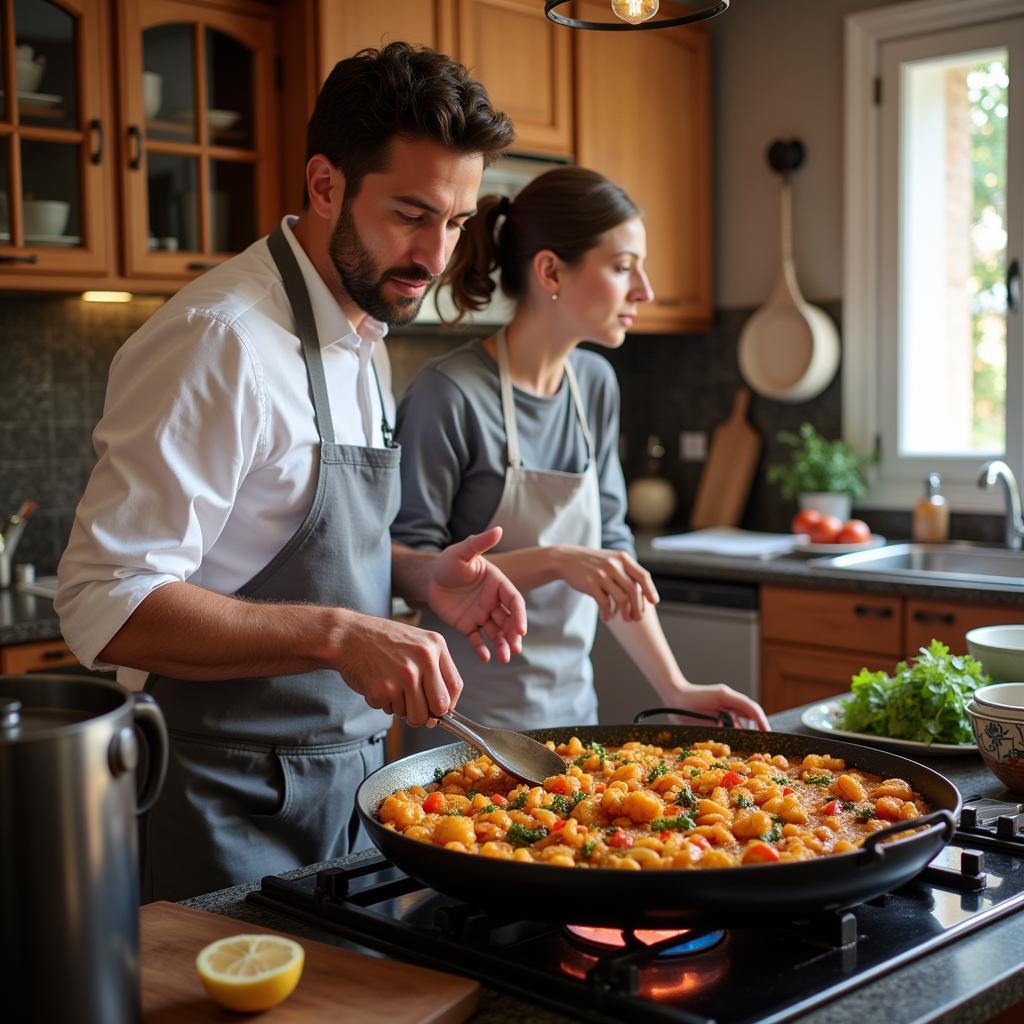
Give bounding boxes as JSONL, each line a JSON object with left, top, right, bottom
{"left": 415, "top": 153, "right": 571, "bottom": 326}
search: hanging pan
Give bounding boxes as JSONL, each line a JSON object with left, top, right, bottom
{"left": 737, "top": 139, "right": 840, "bottom": 403}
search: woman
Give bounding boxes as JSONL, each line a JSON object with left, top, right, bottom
{"left": 392, "top": 167, "right": 768, "bottom": 746}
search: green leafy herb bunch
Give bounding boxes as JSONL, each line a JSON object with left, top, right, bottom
{"left": 766, "top": 422, "right": 872, "bottom": 500}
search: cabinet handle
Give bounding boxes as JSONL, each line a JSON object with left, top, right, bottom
{"left": 1008, "top": 258, "right": 1021, "bottom": 314}
{"left": 41, "top": 648, "right": 71, "bottom": 661}
{"left": 127, "top": 125, "right": 142, "bottom": 170}
{"left": 913, "top": 610, "right": 955, "bottom": 625}
{"left": 89, "top": 118, "right": 104, "bottom": 165}
{"left": 0, "top": 254, "right": 39, "bottom": 265}
{"left": 187, "top": 261, "right": 218, "bottom": 272}
{"left": 853, "top": 604, "right": 893, "bottom": 619}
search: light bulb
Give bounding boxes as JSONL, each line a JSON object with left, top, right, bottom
{"left": 611, "top": 0, "right": 660, "bottom": 25}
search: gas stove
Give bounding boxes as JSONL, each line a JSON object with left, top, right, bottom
{"left": 249, "top": 799, "right": 1024, "bottom": 1024}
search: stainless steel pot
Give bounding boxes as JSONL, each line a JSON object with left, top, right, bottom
{"left": 0, "top": 674, "right": 168, "bottom": 1024}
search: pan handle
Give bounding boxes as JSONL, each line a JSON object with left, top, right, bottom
{"left": 859, "top": 809, "right": 956, "bottom": 863}
{"left": 633, "top": 707, "right": 735, "bottom": 729}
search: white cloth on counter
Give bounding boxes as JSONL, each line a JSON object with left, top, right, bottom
{"left": 651, "top": 527, "right": 808, "bottom": 557}
{"left": 56, "top": 215, "right": 395, "bottom": 688}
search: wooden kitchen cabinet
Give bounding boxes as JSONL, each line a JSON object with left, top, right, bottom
{"left": 760, "top": 584, "right": 1024, "bottom": 712}
{"left": 0, "top": 0, "right": 282, "bottom": 293}
{"left": 574, "top": 0, "right": 712, "bottom": 332}
{"left": 760, "top": 586, "right": 903, "bottom": 713}
{"left": 904, "top": 598, "right": 1024, "bottom": 657}
{"left": 0, "top": 638, "right": 78, "bottom": 674}
{"left": 309, "top": 1, "right": 570, "bottom": 157}
{"left": 0, "top": 0, "right": 114, "bottom": 282}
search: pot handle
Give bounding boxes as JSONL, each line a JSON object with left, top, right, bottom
{"left": 132, "top": 693, "right": 168, "bottom": 816}
{"left": 633, "top": 707, "right": 735, "bottom": 729}
{"left": 859, "top": 809, "right": 956, "bottom": 862}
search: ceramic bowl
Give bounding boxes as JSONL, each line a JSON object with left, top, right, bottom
{"left": 142, "top": 71, "right": 162, "bottom": 120}
{"left": 973, "top": 683, "right": 1024, "bottom": 722}
{"left": 965, "top": 624, "right": 1024, "bottom": 682}
{"left": 22, "top": 199, "right": 70, "bottom": 237}
{"left": 967, "top": 700, "right": 1024, "bottom": 794}
{"left": 16, "top": 54, "right": 45, "bottom": 94}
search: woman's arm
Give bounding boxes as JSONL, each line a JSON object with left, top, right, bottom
{"left": 605, "top": 607, "right": 770, "bottom": 729}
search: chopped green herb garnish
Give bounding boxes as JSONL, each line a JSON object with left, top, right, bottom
{"left": 676, "top": 787, "right": 697, "bottom": 809}
{"left": 805, "top": 774, "right": 833, "bottom": 786}
{"left": 574, "top": 742, "right": 607, "bottom": 768}
{"left": 508, "top": 791, "right": 528, "bottom": 810}
{"left": 506, "top": 823, "right": 549, "bottom": 846}
{"left": 549, "top": 794, "right": 572, "bottom": 816}
{"left": 856, "top": 805, "right": 876, "bottom": 822}
{"left": 710, "top": 761, "right": 729, "bottom": 770}
{"left": 843, "top": 800, "right": 856, "bottom": 811}
{"left": 689, "top": 768, "right": 702, "bottom": 778}
{"left": 771, "top": 775, "right": 789, "bottom": 785}
{"left": 647, "top": 760, "right": 668, "bottom": 786}
{"left": 677, "top": 748, "right": 695, "bottom": 759}
{"left": 571, "top": 790, "right": 588, "bottom": 806}
{"left": 650, "top": 813, "right": 696, "bottom": 832}
{"left": 762, "top": 824, "right": 783, "bottom": 843}
{"left": 581, "top": 839, "right": 598, "bottom": 859}
{"left": 480, "top": 804, "right": 497, "bottom": 814}
{"left": 734, "top": 794, "right": 754, "bottom": 809}
{"left": 466, "top": 789, "right": 478, "bottom": 800}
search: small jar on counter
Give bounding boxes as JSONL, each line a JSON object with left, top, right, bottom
{"left": 912, "top": 473, "right": 949, "bottom": 543}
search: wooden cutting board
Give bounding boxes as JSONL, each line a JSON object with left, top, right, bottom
{"left": 689, "top": 387, "right": 762, "bottom": 529}
{"left": 141, "top": 901, "right": 480, "bottom": 1023}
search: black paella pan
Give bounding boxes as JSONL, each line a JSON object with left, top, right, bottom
{"left": 356, "top": 714, "right": 959, "bottom": 928}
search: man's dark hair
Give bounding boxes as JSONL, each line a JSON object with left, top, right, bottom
{"left": 304, "top": 42, "right": 515, "bottom": 206}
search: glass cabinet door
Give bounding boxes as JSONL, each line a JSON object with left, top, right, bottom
{"left": 121, "top": 1, "right": 277, "bottom": 278}
{"left": 0, "top": 0, "right": 110, "bottom": 275}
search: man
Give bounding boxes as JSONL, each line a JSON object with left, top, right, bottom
{"left": 56, "top": 43, "right": 522, "bottom": 902}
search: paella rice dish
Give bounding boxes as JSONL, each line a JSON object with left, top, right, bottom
{"left": 376, "top": 737, "right": 932, "bottom": 869}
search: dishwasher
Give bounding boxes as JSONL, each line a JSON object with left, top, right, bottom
{"left": 590, "top": 577, "right": 760, "bottom": 725}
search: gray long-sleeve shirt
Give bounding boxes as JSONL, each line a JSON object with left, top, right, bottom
{"left": 391, "top": 338, "right": 635, "bottom": 556}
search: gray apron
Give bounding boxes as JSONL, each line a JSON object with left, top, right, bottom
{"left": 407, "top": 329, "right": 602, "bottom": 753}
{"left": 142, "top": 227, "right": 399, "bottom": 902}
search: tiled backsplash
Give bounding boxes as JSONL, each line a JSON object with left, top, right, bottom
{"left": 0, "top": 294, "right": 998, "bottom": 575}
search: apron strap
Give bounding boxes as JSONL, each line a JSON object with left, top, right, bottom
{"left": 496, "top": 328, "right": 594, "bottom": 468}
{"left": 267, "top": 226, "right": 336, "bottom": 444}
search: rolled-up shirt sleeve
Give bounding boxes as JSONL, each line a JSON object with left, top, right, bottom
{"left": 56, "top": 311, "right": 264, "bottom": 670}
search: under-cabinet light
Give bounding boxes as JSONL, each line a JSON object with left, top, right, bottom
{"left": 81, "top": 291, "right": 133, "bottom": 303}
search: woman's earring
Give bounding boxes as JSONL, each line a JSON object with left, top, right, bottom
{"left": 551, "top": 293, "right": 559, "bottom": 302}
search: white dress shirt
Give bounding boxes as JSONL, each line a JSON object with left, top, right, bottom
{"left": 57, "top": 216, "right": 395, "bottom": 687}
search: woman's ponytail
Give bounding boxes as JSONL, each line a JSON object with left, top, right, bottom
{"left": 441, "top": 193, "right": 506, "bottom": 323}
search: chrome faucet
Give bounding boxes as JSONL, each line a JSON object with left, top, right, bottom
{"left": 978, "top": 460, "right": 1024, "bottom": 550}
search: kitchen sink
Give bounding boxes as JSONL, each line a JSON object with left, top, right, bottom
{"left": 808, "top": 542, "right": 1024, "bottom": 586}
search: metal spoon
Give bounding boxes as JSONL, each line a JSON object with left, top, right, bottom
{"left": 437, "top": 708, "right": 567, "bottom": 786}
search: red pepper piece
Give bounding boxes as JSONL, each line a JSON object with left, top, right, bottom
{"left": 608, "top": 828, "right": 634, "bottom": 848}
{"left": 423, "top": 792, "right": 446, "bottom": 814}
{"left": 721, "top": 771, "right": 744, "bottom": 789}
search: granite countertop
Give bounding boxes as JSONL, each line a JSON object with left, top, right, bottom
{"left": 6, "top": 538, "right": 1024, "bottom": 649}
{"left": 182, "top": 704, "right": 1024, "bottom": 1024}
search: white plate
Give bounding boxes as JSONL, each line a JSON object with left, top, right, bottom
{"left": 171, "top": 108, "right": 241, "bottom": 129}
{"left": 0, "top": 231, "right": 80, "bottom": 246}
{"left": 801, "top": 697, "right": 977, "bottom": 755}
{"left": 18, "top": 91, "right": 63, "bottom": 106}
{"left": 793, "top": 533, "right": 887, "bottom": 555}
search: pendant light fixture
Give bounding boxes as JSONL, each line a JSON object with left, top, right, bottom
{"left": 545, "top": 0, "right": 729, "bottom": 31}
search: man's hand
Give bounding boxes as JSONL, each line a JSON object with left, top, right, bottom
{"left": 428, "top": 526, "right": 527, "bottom": 664}
{"left": 331, "top": 611, "right": 463, "bottom": 727}
{"left": 555, "top": 545, "right": 659, "bottom": 623}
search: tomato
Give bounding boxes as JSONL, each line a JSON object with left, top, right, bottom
{"left": 836, "top": 518, "right": 871, "bottom": 544}
{"left": 790, "top": 508, "right": 823, "bottom": 535}
{"left": 782, "top": 786, "right": 795, "bottom": 795}
{"left": 422, "top": 792, "right": 446, "bottom": 814}
{"left": 546, "top": 776, "right": 570, "bottom": 795}
{"left": 551, "top": 819, "right": 567, "bottom": 831}
{"left": 742, "top": 842, "right": 781, "bottom": 864}
{"left": 720, "top": 771, "right": 744, "bottom": 789}
{"left": 608, "top": 829, "right": 634, "bottom": 848}
{"left": 490, "top": 793, "right": 508, "bottom": 807}
{"left": 807, "top": 514, "right": 843, "bottom": 544}
{"left": 821, "top": 799, "right": 842, "bottom": 816}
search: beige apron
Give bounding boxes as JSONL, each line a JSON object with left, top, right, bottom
{"left": 410, "top": 329, "right": 603, "bottom": 749}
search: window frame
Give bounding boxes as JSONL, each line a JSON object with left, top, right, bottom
{"left": 844, "top": 0, "right": 1024, "bottom": 512}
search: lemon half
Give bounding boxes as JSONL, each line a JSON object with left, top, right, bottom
{"left": 196, "top": 934, "right": 305, "bottom": 1012}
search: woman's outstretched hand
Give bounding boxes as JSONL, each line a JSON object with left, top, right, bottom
{"left": 554, "top": 545, "right": 659, "bottom": 622}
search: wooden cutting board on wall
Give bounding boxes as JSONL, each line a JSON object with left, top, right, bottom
{"left": 141, "top": 901, "right": 480, "bottom": 1023}
{"left": 690, "top": 387, "right": 762, "bottom": 529}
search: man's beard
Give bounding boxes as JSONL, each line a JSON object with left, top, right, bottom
{"left": 328, "top": 200, "right": 436, "bottom": 325}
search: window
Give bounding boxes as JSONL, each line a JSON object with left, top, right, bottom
{"left": 845, "top": 0, "right": 1024, "bottom": 511}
